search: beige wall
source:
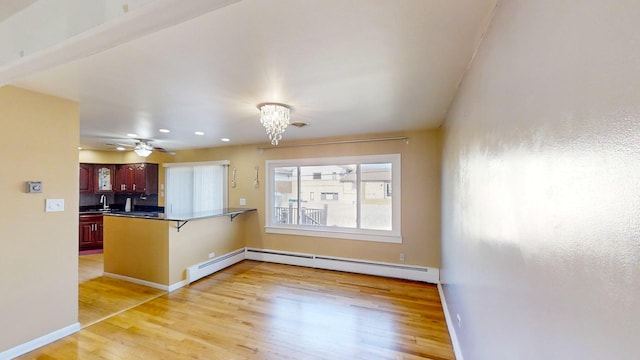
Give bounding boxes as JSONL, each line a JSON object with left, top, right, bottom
{"left": 84, "top": 129, "right": 441, "bottom": 267}
{"left": 170, "top": 129, "right": 441, "bottom": 267}
{"left": 441, "top": 1, "right": 640, "bottom": 359}
{"left": 168, "top": 215, "right": 248, "bottom": 284}
{"left": 103, "top": 214, "right": 249, "bottom": 286}
{"left": 0, "top": 86, "right": 79, "bottom": 351}
{"left": 103, "top": 216, "right": 170, "bottom": 285}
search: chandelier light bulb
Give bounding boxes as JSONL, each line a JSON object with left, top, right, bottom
{"left": 258, "top": 102, "right": 291, "bottom": 146}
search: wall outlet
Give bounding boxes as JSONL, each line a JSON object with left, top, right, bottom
{"left": 240, "top": 198, "right": 246, "bottom": 206}
{"left": 208, "top": 252, "right": 215, "bottom": 259}
{"left": 399, "top": 253, "right": 405, "bottom": 261}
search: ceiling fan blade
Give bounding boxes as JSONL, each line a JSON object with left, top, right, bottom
{"left": 105, "top": 142, "right": 134, "bottom": 148}
{"left": 101, "top": 137, "right": 175, "bottom": 154}
{"left": 153, "top": 146, "right": 176, "bottom": 155}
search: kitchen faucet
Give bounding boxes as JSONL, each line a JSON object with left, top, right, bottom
{"left": 100, "top": 195, "right": 109, "bottom": 210}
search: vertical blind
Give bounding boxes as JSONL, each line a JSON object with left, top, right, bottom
{"left": 165, "top": 161, "right": 228, "bottom": 216}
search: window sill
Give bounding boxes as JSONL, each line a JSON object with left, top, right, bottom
{"left": 265, "top": 226, "right": 402, "bottom": 244}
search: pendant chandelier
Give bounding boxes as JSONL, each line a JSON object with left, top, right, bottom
{"left": 257, "top": 102, "right": 291, "bottom": 146}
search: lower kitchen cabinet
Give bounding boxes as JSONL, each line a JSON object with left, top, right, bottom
{"left": 79, "top": 214, "right": 103, "bottom": 250}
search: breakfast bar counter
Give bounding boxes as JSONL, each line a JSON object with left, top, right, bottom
{"left": 102, "top": 208, "right": 256, "bottom": 290}
{"left": 105, "top": 208, "right": 256, "bottom": 232}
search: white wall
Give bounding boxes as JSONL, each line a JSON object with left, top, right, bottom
{"left": 441, "top": 0, "right": 640, "bottom": 359}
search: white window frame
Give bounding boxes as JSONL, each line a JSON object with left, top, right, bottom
{"left": 265, "top": 154, "right": 401, "bottom": 243}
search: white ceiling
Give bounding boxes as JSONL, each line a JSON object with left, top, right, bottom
{"left": 0, "top": 0, "right": 36, "bottom": 21}
{"left": 3, "top": 0, "right": 497, "bottom": 151}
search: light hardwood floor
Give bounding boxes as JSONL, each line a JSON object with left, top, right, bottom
{"left": 78, "top": 254, "right": 166, "bottom": 327}
{"left": 21, "top": 260, "right": 454, "bottom": 359}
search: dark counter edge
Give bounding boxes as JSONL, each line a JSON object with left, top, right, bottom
{"left": 100, "top": 208, "right": 257, "bottom": 222}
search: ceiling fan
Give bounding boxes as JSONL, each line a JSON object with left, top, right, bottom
{"left": 106, "top": 139, "right": 175, "bottom": 157}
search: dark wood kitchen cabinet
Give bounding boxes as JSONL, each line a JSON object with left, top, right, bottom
{"left": 79, "top": 163, "right": 94, "bottom": 193}
{"left": 79, "top": 214, "right": 103, "bottom": 250}
{"left": 115, "top": 163, "right": 158, "bottom": 194}
{"left": 115, "top": 164, "right": 134, "bottom": 193}
{"left": 94, "top": 165, "right": 115, "bottom": 193}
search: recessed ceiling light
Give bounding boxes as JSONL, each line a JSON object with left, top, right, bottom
{"left": 221, "top": 138, "right": 230, "bottom": 142}
{"left": 127, "top": 133, "right": 138, "bottom": 137}
{"left": 194, "top": 131, "right": 205, "bottom": 136}
{"left": 116, "top": 146, "right": 126, "bottom": 151}
{"left": 159, "top": 129, "right": 170, "bottom": 133}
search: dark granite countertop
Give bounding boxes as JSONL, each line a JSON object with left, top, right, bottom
{"left": 102, "top": 208, "right": 256, "bottom": 221}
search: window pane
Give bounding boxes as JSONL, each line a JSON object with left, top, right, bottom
{"left": 273, "top": 166, "right": 298, "bottom": 224}
{"left": 300, "top": 165, "right": 357, "bottom": 228}
{"left": 360, "top": 163, "right": 392, "bottom": 230}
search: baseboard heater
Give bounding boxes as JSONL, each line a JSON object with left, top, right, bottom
{"left": 245, "top": 248, "right": 439, "bottom": 283}
{"left": 187, "top": 248, "right": 245, "bottom": 284}
{"left": 244, "top": 248, "right": 314, "bottom": 267}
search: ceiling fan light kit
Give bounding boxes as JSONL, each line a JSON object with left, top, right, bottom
{"left": 257, "top": 102, "right": 291, "bottom": 146}
{"left": 134, "top": 141, "right": 153, "bottom": 157}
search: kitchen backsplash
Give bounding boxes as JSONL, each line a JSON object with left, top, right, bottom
{"left": 79, "top": 193, "right": 159, "bottom": 210}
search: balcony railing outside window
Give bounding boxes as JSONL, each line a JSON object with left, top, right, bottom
{"left": 274, "top": 204, "right": 328, "bottom": 225}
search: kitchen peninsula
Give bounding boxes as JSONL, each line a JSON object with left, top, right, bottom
{"left": 103, "top": 208, "right": 256, "bottom": 291}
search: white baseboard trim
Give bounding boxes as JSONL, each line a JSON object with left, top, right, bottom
{"left": 168, "top": 280, "right": 188, "bottom": 292}
{"left": 0, "top": 322, "right": 80, "bottom": 360}
{"left": 438, "top": 283, "right": 463, "bottom": 360}
{"left": 103, "top": 272, "right": 171, "bottom": 292}
{"left": 187, "top": 248, "right": 246, "bottom": 284}
{"left": 245, "top": 248, "right": 439, "bottom": 284}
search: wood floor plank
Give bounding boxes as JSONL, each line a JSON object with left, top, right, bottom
{"left": 78, "top": 254, "right": 166, "bottom": 327}
{"left": 19, "top": 260, "right": 454, "bottom": 359}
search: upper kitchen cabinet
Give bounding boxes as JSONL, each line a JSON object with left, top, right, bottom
{"left": 115, "top": 163, "right": 159, "bottom": 194}
{"left": 79, "top": 163, "right": 94, "bottom": 193}
{"left": 94, "top": 165, "right": 115, "bottom": 193}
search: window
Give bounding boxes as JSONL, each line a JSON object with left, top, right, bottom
{"left": 164, "top": 161, "right": 229, "bottom": 217}
{"left": 266, "top": 154, "right": 401, "bottom": 243}
{"left": 321, "top": 192, "right": 339, "bottom": 200}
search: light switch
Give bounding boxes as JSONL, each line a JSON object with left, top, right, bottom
{"left": 239, "top": 198, "right": 246, "bottom": 206}
{"left": 45, "top": 199, "right": 64, "bottom": 212}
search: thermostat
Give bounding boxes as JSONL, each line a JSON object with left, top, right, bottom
{"left": 26, "top": 181, "right": 42, "bottom": 193}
